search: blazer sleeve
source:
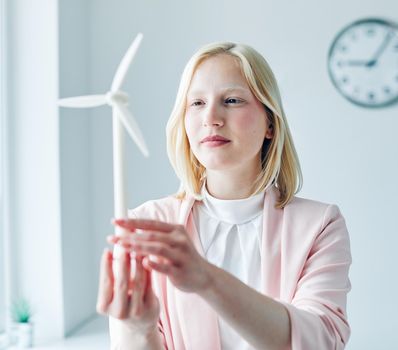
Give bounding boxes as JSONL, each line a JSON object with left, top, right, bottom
{"left": 282, "top": 204, "right": 352, "bottom": 350}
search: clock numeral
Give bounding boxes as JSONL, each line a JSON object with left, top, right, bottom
{"left": 339, "top": 45, "right": 348, "bottom": 53}
{"left": 383, "top": 86, "right": 391, "bottom": 94}
{"left": 341, "top": 76, "right": 349, "bottom": 84}
{"left": 366, "top": 27, "right": 376, "bottom": 36}
{"left": 367, "top": 92, "right": 375, "bottom": 101}
{"left": 394, "top": 43, "right": 398, "bottom": 51}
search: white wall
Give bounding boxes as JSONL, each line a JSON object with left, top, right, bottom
{"left": 86, "top": 1, "right": 398, "bottom": 349}
{"left": 58, "top": 0, "right": 97, "bottom": 336}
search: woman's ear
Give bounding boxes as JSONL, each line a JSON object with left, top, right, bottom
{"left": 265, "top": 123, "right": 273, "bottom": 140}
{"left": 264, "top": 106, "right": 274, "bottom": 140}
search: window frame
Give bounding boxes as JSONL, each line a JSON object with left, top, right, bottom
{"left": 0, "top": 0, "right": 10, "bottom": 341}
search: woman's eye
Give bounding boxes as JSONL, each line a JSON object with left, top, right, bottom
{"left": 225, "top": 98, "right": 241, "bottom": 104}
{"left": 191, "top": 101, "right": 203, "bottom": 106}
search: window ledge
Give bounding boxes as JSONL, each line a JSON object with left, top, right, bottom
{"left": 3, "top": 316, "right": 109, "bottom": 350}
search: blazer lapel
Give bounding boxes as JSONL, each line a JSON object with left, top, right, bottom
{"left": 168, "top": 195, "right": 222, "bottom": 350}
{"left": 260, "top": 185, "right": 284, "bottom": 298}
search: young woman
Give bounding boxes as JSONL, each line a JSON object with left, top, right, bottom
{"left": 97, "top": 42, "right": 352, "bottom": 350}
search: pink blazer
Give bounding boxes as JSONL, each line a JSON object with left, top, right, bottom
{"left": 125, "top": 185, "right": 351, "bottom": 349}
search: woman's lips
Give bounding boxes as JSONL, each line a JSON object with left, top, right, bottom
{"left": 200, "top": 135, "right": 230, "bottom": 143}
{"left": 200, "top": 135, "right": 231, "bottom": 147}
{"left": 202, "top": 140, "right": 231, "bottom": 147}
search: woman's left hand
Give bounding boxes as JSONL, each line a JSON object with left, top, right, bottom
{"left": 108, "top": 219, "right": 213, "bottom": 294}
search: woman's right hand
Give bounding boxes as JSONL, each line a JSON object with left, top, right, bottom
{"left": 96, "top": 244, "right": 160, "bottom": 333}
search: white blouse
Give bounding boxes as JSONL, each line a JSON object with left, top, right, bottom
{"left": 192, "top": 183, "right": 266, "bottom": 350}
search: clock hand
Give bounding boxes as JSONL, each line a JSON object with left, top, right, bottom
{"left": 367, "top": 30, "right": 393, "bottom": 67}
{"left": 340, "top": 59, "right": 370, "bottom": 67}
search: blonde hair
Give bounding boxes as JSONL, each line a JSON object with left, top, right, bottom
{"left": 166, "top": 42, "right": 302, "bottom": 209}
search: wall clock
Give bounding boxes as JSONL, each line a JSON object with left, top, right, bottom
{"left": 328, "top": 18, "right": 398, "bottom": 108}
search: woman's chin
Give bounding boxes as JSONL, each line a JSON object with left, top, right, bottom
{"left": 199, "top": 161, "right": 236, "bottom": 172}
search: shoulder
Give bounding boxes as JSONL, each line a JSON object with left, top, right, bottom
{"left": 277, "top": 191, "right": 351, "bottom": 267}
{"left": 287, "top": 192, "right": 330, "bottom": 214}
{"left": 128, "top": 194, "right": 188, "bottom": 222}
{"left": 282, "top": 191, "right": 346, "bottom": 234}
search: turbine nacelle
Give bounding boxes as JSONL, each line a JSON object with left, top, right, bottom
{"left": 58, "top": 33, "right": 148, "bottom": 158}
{"left": 106, "top": 91, "right": 129, "bottom": 106}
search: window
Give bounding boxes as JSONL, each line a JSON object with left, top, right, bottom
{"left": 0, "top": 0, "right": 7, "bottom": 338}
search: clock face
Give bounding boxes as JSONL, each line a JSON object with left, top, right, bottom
{"left": 328, "top": 18, "right": 398, "bottom": 108}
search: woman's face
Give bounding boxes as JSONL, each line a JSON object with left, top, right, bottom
{"left": 184, "top": 54, "right": 273, "bottom": 174}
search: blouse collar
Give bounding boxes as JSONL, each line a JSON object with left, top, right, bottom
{"left": 198, "top": 181, "right": 265, "bottom": 225}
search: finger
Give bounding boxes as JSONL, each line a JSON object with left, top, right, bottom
{"left": 107, "top": 234, "right": 129, "bottom": 244}
{"left": 131, "top": 256, "right": 146, "bottom": 316}
{"left": 143, "top": 257, "right": 156, "bottom": 301}
{"left": 113, "top": 218, "right": 176, "bottom": 233}
{"left": 132, "top": 241, "right": 182, "bottom": 265}
{"left": 112, "top": 218, "right": 137, "bottom": 233}
{"left": 107, "top": 235, "right": 119, "bottom": 244}
{"left": 142, "top": 255, "right": 152, "bottom": 272}
{"left": 96, "top": 249, "right": 114, "bottom": 314}
{"left": 107, "top": 231, "right": 147, "bottom": 245}
{"left": 107, "top": 232, "right": 142, "bottom": 244}
{"left": 143, "top": 256, "right": 167, "bottom": 299}
{"left": 146, "top": 256, "right": 173, "bottom": 274}
{"left": 110, "top": 250, "right": 131, "bottom": 319}
{"left": 117, "top": 231, "right": 180, "bottom": 247}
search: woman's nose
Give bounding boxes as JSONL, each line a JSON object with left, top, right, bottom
{"left": 202, "top": 103, "right": 224, "bottom": 127}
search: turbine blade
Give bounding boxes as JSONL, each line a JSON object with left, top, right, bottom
{"left": 113, "top": 102, "right": 149, "bottom": 157}
{"left": 111, "top": 33, "right": 143, "bottom": 92}
{"left": 58, "top": 95, "right": 106, "bottom": 108}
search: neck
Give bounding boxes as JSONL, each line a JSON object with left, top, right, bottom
{"left": 205, "top": 164, "right": 262, "bottom": 200}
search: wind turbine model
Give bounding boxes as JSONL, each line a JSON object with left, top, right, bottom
{"left": 58, "top": 33, "right": 149, "bottom": 237}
